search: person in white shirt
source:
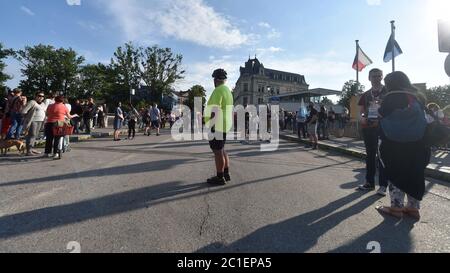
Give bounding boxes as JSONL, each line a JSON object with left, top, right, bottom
{"left": 21, "top": 92, "right": 47, "bottom": 155}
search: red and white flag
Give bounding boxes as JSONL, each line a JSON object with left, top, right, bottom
{"left": 352, "top": 47, "right": 373, "bottom": 72}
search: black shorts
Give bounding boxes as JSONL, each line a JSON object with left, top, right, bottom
{"left": 151, "top": 120, "right": 160, "bottom": 128}
{"left": 209, "top": 132, "right": 227, "bottom": 151}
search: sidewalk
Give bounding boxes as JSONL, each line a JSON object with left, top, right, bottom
{"left": 279, "top": 130, "right": 450, "bottom": 183}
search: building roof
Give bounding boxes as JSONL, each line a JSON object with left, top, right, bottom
{"left": 272, "top": 88, "right": 341, "bottom": 98}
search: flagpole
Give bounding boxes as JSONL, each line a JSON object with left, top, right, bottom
{"left": 391, "top": 20, "right": 396, "bottom": 72}
{"left": 356, "top": 40, "right": 360, "bottom": 84}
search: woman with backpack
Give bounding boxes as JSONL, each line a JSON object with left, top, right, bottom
{"left": 376, "top": 71, "right": 431, "bottom": 221}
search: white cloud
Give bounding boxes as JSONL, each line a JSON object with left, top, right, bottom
{"left": 267, "top": 28, "right": 281, "bottom": 40}
{"left": 258, "top": 22, "right": 271, "bottom": 28}
{"left": 77, "top": 21, "right": 104, "bottom": 31}
{"left": 256, "top": 47, "right": 284, "bottom": 58}
{"left": 67, "top": 0, "right": 82, "bottom": 6}
{"left": 20, "top": 6, "right": 35, "bottom": 16}
{"left": 98, "top": 0, "right": 250, "bottom": 49}
{"left": 366, "top": 0, "right": 381, "bottom": 6}
{"left": 174, "top": 56, "right": 242, "bottom": 96}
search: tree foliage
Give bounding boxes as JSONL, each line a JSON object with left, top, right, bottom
{"left": 187, "top": 85, "right": 206, "bottom": 110}
{"left": 16, "top": 44, "right": 84, "bottom": 96}
{"left": 110, "top": 42, "right": 141, "bottom": 94}
{"left": 423, "top": 85, "right": 450, "bottom": 108}
{"left": 5, "top": 42, "right": 185, "bottom": 107}
{"left": 140, "top": 46, "right": 185, "bottom": 104}
{"left": 339, "top": 80, "right": 365, "bottom": 109}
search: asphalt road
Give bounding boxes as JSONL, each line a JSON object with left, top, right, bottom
{"left": 0, "top": 131, "right": 449, "bottom": 253}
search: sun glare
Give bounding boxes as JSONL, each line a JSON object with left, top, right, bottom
{"left": 426, "top": 0, "right": 450, "bottom": 21}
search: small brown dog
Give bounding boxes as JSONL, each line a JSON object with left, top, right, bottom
{"left": 0, "top": 139, "right": 26, "bottom": 155}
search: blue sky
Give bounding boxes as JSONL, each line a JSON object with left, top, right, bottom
{"left": 1, "top": 0, "right": 449, "bottom": 98}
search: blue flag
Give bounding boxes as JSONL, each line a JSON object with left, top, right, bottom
{"left": 384, "top": 34, "right": 403, "bottom": 62}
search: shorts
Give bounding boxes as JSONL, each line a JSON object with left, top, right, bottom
{"left": 307, "top": 123, "right": 317, "bottom": 136}
{"left": 209, "top": 132, "right": 227, "bottom": 151}
{"left": 113, "top": 119, "right": 122, "bottom": 130}
{"left": 151, "top": 120, "right": 160, "bottom": 128}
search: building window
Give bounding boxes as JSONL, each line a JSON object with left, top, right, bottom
{"left": 277, "top": 88, "right": 280, "bottom": 95}
{"left": 244, "top": 83, "right": 249, "bottom": 92}
{"left": 258, "top": 98, "right": 263, "bottom": 104}
{"left": 243, "top": 97, "right": 248, "bottom": 106}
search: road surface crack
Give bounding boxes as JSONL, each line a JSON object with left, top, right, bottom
{"left": 199, "top": 188, "right": 211, "bottom": 236}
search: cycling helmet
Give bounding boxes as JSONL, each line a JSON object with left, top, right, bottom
{"left": 212, "top": 68, "right": 228, "bottom": 80}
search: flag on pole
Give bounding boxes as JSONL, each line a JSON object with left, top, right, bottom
{"left": 383, "top": 34, "right": 403, "bottom": 62}
{"left": 352, "top": 46, "right": 373, "bottom": 72}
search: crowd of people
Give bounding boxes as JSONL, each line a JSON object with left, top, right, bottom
{"left": 0, "top": 90, "right": 109, "bottom": 158}
{"left": 277, "top": 104, "right": 350, "bottom": 149}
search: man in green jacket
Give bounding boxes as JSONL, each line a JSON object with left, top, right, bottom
{"left": 204, "top": 69, "right": 234, "bottom": 185}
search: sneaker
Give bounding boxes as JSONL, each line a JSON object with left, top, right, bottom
{"left": 45, "top": 153, "right": 52, "bottom": 158}
{"left": 206, "top": 176, "right": 227, "bottom": 186}
{"left": 358, "top": 183, "right": 375, "bottom": 191}
{"left": 377, "top": 186, "right": 387, "bottom": 196}
{"left": 224, "top": 173, "right": 231, "bottom": 182}
{"left": 53, "top": 153, "right": 61, "bottom": 160}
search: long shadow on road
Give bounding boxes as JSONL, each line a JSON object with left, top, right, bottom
{"left": 0, "top": 159, "right": 358, "bottom": 240}
{"left": 196, "top": 193, "right": 390, "bottom": 253}
{"left": 0, "top": 181, "right": 208, "bottom": 240}
{"left": 0, "top": 158, "right": 196, "bottom": 188}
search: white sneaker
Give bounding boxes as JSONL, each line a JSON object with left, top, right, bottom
{"left": 53, "top": 153, "right": 61, "bottom": 160}
{"left": 377, "top": 187, "right": 387, "bottom": 196}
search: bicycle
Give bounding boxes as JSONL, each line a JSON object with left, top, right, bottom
{"left": 52, "top": 123, "right": 74, "bottom": 160}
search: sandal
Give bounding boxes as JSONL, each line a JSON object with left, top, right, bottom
{"left": 375, "top": 206, "right": 403, "bottom": 219}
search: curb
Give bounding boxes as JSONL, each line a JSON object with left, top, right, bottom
{"left": 25, "top": 129, "right": 130, "bottom": 148}
{"left": 279, "top": 134, "right": 450, "bottom": 183}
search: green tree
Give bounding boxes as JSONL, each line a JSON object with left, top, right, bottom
{"left": 110, "top": 42, "right": 141, "bottom": 103}
{"left": 140, "top": 45, "right": 185, "bottom": 104}
{"left": 16, "top": 44, "right": 84, "bottom": 96}
{"left": 423, "top": 85, "right": 450, "bottom": 107}
{"left": 52, "top": 48, "right": 85, "bottom": 96}
{"left": 187, "top": 85, "right": 207, "bottom": 110}
{"left": 339, "top": 80, "right": 365, "bottom": 109}
{"left": 77, "top": 63, "right": 113, "bottom": 99}
{"left": 0, "top": 43, "right": 15, "bottom": 89}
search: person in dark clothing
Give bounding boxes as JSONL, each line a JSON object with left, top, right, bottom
{"left": 71, "top": 99, "right": 83, "bottom": 134}
{"left": 357, "top": 68, "right": 388, "bottom": 195}
{"left": 318, "top": 106, "right": 329, "bottom": 140}
{"left": 126, "top": 104, "right": 140, "bottom": 140}
{"left": 375, "top": 71, "right": 431, "bottom": 220}
{"left": 306, "top": 103, "right": 318, "bottom": 149}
